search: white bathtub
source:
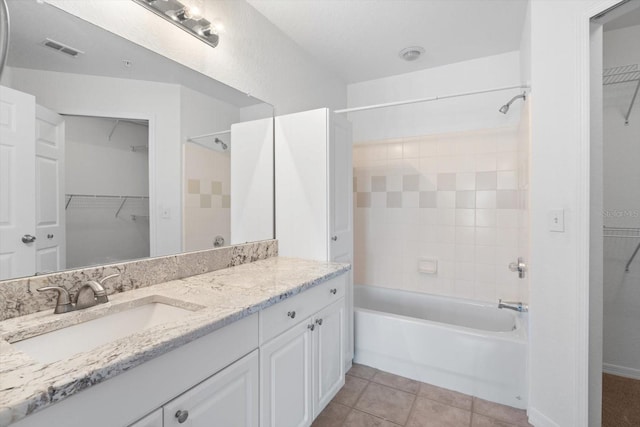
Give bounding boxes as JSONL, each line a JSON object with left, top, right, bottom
{"left": 354, "top": 285, "right": 528, "bottom": 409}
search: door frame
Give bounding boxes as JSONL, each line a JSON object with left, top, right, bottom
{"left": 57, "top": 108, "right": 157, "bottom": 256}
{"left": 577, "top": 1, "right": 626, "bottom": 426}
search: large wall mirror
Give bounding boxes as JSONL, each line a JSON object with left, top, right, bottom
{"left": 0, "top": 0, "right": 275, "bottom": 281}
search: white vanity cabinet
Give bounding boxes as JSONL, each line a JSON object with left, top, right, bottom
{"left": 275, "top": 108, "right": 354, "bottom": 371}
{"left": 260, "top": 276, "right": 346, "bottom": 427}
{"left": 130, "top": 350, "right": 259, "bottom": 427}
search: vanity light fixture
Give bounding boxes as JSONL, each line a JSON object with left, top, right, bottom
{"left": 132, "top": 0, "right": 219, "bottom": 48}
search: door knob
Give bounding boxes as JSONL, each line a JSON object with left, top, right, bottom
{"left": 47, "top": 234, "right": 54, "bottom": 239}
{"left": 21, "top": 234, "right": 36, "bottom": 244}
{"left": 331, "top": 236, "right": 338, "bottom": 241}
{"left": 175, "top": 410, "right": 189, "bottom": 423}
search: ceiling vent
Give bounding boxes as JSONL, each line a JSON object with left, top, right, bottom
{"left": 41, "top": 38, "right": 84, "bottom": 58}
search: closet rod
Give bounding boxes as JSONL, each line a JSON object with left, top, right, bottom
{"left": 334, "top": 84, "right": 530, "bottom": 114}
{"left": 187, "top": 129, "right": 231, "bottom": 142}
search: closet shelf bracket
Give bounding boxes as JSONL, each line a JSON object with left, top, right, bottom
{"left": 624, "top": 79, "right": 640, "bottom": 126}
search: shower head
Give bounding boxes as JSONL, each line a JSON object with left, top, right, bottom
{"left": 499, "top": 92, "right": 527, "bottom": 114}
{"left": 214, "top": 137, "right": 228, "bottom": 150}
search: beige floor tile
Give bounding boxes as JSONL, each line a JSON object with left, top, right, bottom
{"left": 471, "top": 413, "right": 516, "bottom": 427}
{"left": 406, "top": 396, "right": 472, "bottom": 427}
{"left": 473, "top": 398, "right": 530, "bottom": 427}
{"left": 312, "top": 402, "right": 352, "bottom": 427}
{"left": 354, "top": 382, "right": 416, "bottom": 425}
{"left": 371, "top": 371, "right": 421, "bottom": 394}
{"left": 348, "top": 363, "right": 377, "bottom": 380}
{"left": 334, "top": 375, "right": 369, "bottom": 407}
{"left": 419, "top": 382, "right": 473, "bottom": 411}
{"left": 343, "top": 409, "right": 402, "bottom": 427}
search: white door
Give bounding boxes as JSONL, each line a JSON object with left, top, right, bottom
{"left": 313, "top": 298, "right": 346, "bottom": 417}
{"left": 328, "top": 112, "right": 353, "bottom": 263}
{"left": 329, "top": 112, "right": 354, "bottom": 367}
{"left": 260, "top": 319, "right": 313, "bottom": 427}
{"left": 35, "top": 105, "right": 65, "bottom": 275}
{"left": 0, "top": 86, "right": 36, "bottom": 280}
{"left": 129, "top": 409, "right": 162, "bottom": 427}
{"left": 164, "top": 350, "right": 259, "bottom": 427}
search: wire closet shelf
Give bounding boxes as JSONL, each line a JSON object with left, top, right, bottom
{"left": 603, "top": 226, "right": 640, "bottom": 272}
{"left": 603, "top": 64, "right": 640, "bottom": 125}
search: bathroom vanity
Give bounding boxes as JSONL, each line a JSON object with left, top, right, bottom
{"left": 0, "top": 257, "right": 350, "bottom": 427}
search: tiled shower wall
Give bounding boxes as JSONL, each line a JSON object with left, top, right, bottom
{"left": 183, "top": 144, "right": 231, "bottom": 252}
{"left": 353, "top": 126, "right": 529, "bottom": 303}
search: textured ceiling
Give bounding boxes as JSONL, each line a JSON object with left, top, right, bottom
{"left": 247, "top": 0, "right": 528, "bottom": 83}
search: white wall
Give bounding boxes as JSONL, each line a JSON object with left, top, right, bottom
{"left": 347, "top": 51, "right": 524, "bottom": 143}
{"left": 527, "top": 1, "right": 610, "bottom": 426}
{"left": 65, "top": 116, "right": 150, "bottom": 268}
{"left": 8, "top": 67, "right": 182, "bottom": 257}
{"left": 44, "top": 0, "right": 346, "bottom": 114}
{"left": 602, "top": 24, "right": 640, "bottom": 379}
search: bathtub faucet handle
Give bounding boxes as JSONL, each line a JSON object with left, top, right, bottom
{"left": 508, "top": 257, "right": 526, "bottom": 279}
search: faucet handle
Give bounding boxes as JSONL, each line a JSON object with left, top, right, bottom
{"left": 98, "top": 273, "right": 120, "bottom": 285}
{"left": 37, "top": 286, "right": 74, "bottom": 314}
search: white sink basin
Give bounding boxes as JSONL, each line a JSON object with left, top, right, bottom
{"left": 12, "top": 302, "right": 194, "bottom": 364}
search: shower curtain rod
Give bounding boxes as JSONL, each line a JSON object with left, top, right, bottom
{"left": 334, "top": 84, "right": 530, "bottom": 114}
{"left": 187, "top": 129, "right": 231, "bottom": 142}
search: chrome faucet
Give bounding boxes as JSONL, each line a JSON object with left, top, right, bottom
{"left": 498, "top": 299, "right": 529, "bottom": 313}
{"left": 37, "top": 273, "right": 120, "bottom": 314}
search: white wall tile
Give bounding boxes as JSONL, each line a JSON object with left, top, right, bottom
{"left": 455, "top": 209, "right": 475, "bottom": 227}
{"left": 403, "top": 141, "right": 421, "bottom": 159}
{"left": 353, "top": 127, "right": 528, "bottom": 303}
{"left": 403, "top": 192, "right": 419, "bottom": 208}
{"left": 437, "top": 208, "right": 456, "bottom": 226}
{"left": 455, "top": 226, "right": 475, "bottom": 245}
{"left": 475, "top": 245, "right": 496, "bottom": 265}
{"left": 456, "top": 172, "right": 476, "bottom": 190}
{"left": 437, "top": 226, "right": 456, "bottom": 244}
{"left": 437, "top": 191, "right": 456, "bottom": 208}
{"left": 476, "top": 190, "right": 497, "bottom": 209}
{"left": 387, "top": 142, "right": 403, "bottom": 159}
{"left": 497, "top": 170, "right": 518, "bottom": 189}
{"left": 455, "top": 263, "right": 475, "bottom": 281}
{"left": 476, "top": 209, "right": 497, "bottom": 227}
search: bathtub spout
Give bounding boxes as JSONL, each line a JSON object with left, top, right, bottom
{"left": 498, "top": 299, "right": 528, "bottom": 313}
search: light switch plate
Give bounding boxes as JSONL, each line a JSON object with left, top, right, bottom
{"left": 549, "top": 209, "right": 564, "bottom": 232}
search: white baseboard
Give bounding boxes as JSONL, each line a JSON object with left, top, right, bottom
{"left": 527, "top": 407, "right": 561, "bottom": 427}
{"left": 603, "top": 363, "right": 640, "bottom": 380}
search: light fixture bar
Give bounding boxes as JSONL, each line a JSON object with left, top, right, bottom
{"left": 132, "top": 0, "right": 219, "bottom": 48}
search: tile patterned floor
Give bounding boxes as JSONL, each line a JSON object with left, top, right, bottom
{"left": 313, "top": 364, "right": 533, "bottom": 427}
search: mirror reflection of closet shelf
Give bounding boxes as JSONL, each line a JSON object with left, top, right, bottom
{"left": 64, "top": 194, "right": 149, "bottom": 218}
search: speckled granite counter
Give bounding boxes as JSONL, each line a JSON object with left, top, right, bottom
{"left": 0, "top": 257, "right": 350, "bottom": 426}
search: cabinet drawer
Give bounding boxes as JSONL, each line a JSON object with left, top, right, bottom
{"left": 260, "top": 274, "right": 346, "bottom": 344}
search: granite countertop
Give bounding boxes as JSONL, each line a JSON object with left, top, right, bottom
{"left": 0, "top": 257, "right": 350, "bottom": 426}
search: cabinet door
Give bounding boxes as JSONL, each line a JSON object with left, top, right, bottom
{"left": 313, "top": 298, "right": 346, "bottom": 417}
{"left": 261, "top": 318, "right": 313, "bottom": 427}
{"left": 129, "top": 409, "right": 162, "bottom": 427}
{"left": 164, "top": 349, "right": 259, "bottom": 427}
